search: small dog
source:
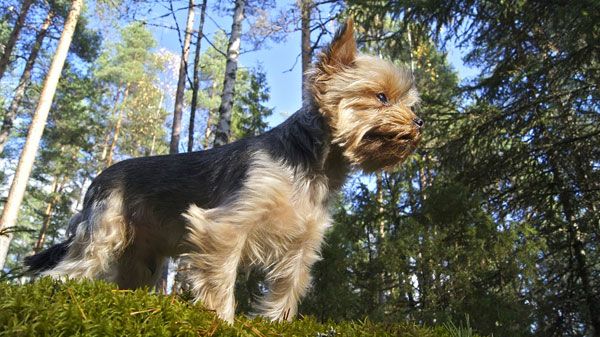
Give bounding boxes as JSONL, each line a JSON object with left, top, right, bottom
{"left": 25, "top": 19, "right": 422, "bottom": 323}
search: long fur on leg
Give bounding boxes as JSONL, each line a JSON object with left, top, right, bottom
{"left": 41, "top": 191, "right": 131, "bottom": 281}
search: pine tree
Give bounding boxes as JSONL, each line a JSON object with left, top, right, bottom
{"left": 0, "top": 8, "right": 54, "bottom": 155}
{"left": 341, "top": 1, "right": 600, "bottom": 335}
{"left": 95, "top": 23, "right": 158, "bottom": 168}
{"left": 0, "top": 0, "right": 34, "bottom": 81}
{"left": 231, "top": 67, "right": 272, "bottom": 140}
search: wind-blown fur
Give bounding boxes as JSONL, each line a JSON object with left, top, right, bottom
{"left": 25, "top": 18, "right": 422, "bottom": 323}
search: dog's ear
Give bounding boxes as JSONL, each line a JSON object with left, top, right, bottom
{"left": 319, "top": 18, "right": 357, "bottom": 70}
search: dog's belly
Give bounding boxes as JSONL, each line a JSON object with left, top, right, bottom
{"left": 129, "top": 212, "right": 189, "bottom": 257}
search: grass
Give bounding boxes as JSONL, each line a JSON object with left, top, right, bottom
{"left": 0, "top": 278, "right": 454, "bottom": 336}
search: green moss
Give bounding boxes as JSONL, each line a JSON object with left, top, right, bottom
{"left": 0, "top": 278, "right": 450, "bottom": 336}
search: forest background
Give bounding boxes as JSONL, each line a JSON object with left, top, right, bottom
{"left": 0, "top": 1, "right": 598, "bottom": 336}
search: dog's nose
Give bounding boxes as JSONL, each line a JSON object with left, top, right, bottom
{"left": 413, "top": 118, "right": 424, "bottom": 128}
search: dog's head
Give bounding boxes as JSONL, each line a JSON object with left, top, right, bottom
{"left": 308, "top": 19, "right": 422, "bottom": 172}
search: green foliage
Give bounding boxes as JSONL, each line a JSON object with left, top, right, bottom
{"left": 71, "top": 15, "right": 102, "bottom": 63}
{"left": 94, "top": 22, "right": 169, "bottom": 161}
{"left": 0, "top": 13, "right": 10, "bottom": 53}
{"left": 303, "top": 2, "right": 600, "bottom": 336}
{"left": 47, "top": 0, "right": 102, "bottom": 63}
{"left": 443, "top": 316, "right": 474, "bottom": 337}
{"left": 407, "top": 2, "right": 599, "bottom": 335}
{"left": 120, "top": 78, "right": 169, "bottom": 157}
{"left": 231, "top": 66, "right": 273, "bottom": 139}
{"left": 95, "top": 22, "right": 157, "bottom": 84}
{"left": 0, "top": 278, "right": 452, "bottom": 337}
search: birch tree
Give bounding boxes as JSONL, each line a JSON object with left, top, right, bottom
{"left": 300, "top": 0, "right": 312, "bottom": 100}
{"left": 169, "top": 0, "right": 195, "bottom": 154}
{"left": 188, "top": 0, "right": 207, "bottom": 152}
{"left": 213, "top": 0, "right": 245, "bottom": 147}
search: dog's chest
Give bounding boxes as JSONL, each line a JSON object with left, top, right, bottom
{"left": 238, "top": 152, "right": 332, "bottom": 265}
{"left": 181, "top": 150, "right": 333, "bottom": 263}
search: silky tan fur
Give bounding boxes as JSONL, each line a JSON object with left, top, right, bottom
{"left": 309, "top": 19, "right": 421, "bottom": 171}
{"left": 25, "top": 18, "right": 422, "bottom": 323}
{"left": 183, "top": 151, "right": 329, "bottom": 321}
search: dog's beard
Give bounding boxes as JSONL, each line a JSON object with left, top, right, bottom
{"left": 336, "top": 120, "right": 421, "bottom": 172}
{"left": 356, "top": 130, "right": 420, "bottom": 172}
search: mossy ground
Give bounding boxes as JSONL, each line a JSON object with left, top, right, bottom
{"left": 1, "top": 278, "right": 452, "bottom": 336}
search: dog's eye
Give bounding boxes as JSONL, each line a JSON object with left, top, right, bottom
{"left": 376, "top": 93, "right": 388, "bottom": 105}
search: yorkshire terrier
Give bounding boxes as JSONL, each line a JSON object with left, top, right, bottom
{"left": 25, "top": 19, "right": 422, "bottom": 323}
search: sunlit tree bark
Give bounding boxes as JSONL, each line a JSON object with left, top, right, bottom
{"left": 213, "top": 0, "right": 244, "bottom": 146}
{"left": 188, "top": 0, "right": 207, "bottom": 152}
{"left": 170, "top": 0, "right": 195, "bottom": 154}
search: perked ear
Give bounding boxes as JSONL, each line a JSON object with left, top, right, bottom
{"left": 320, "top": 18, "right": 357, "bottom": 70}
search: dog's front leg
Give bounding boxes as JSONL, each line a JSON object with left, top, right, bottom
{"left": 257, "top": 237, "right": 323, "bottom": 321}
{"left": 184, "top": 206, "right": 246, "bottom": 323}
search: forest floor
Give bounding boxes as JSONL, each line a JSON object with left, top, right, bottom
{"left": 0, "top": 278, "right": 464, "bottom": 336}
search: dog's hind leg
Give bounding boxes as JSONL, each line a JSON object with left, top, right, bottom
{"left": 113, "top": 244, "right": 167, "bottom": 289}
{"left": 42, "top": 191, "right": 132, "bottom": 281}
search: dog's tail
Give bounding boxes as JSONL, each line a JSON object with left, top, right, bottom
{"left": 24, "top": 212, "right": 84, "bottom": 274}
{"left": 24, "top": 237, "right": 73, "bottom": 274}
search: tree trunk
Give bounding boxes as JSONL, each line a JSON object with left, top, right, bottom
{"left": 106, "top": 83, "right": 130, "bottom": 167}
{"left": 213, "top": 0, "right": 245, "bottom": 147}
{"left": 0, "top": 0, "right": 35, "bottom": 81}
{"left": 99, "top": 82, "right": 124, "bottom": 165}
{"left": 0, "top": 0, "right": 83, "bottom": 269}
{"left": 187, "top": 0, "right": 207, "bottom": 153}
{"left": 149, "top": 92, "right": 164, "bottom": 156}
{"left": 34, "top": 176, "right": 65, "bottom": 252}
{"left": 0, "top": 9, "right": 54, "bottom": 155}
{"left": 406, "top": 23, "right": 416, "bottom": 73}
{"left": 203, "top": 81, "right": 218, "bottom": 148}
{"left": 300, "top": 0, "right": 312, "bottom": 101}
{"left": 375, "top": 172, "right": 386, "bottom": 306}
{"left": 170, "top": 0, "right": 195, "bottom": 154}
{"left": 74, "top": 176, "right": 87, "bottom": 211}
{"left": 550, "top": 163, "right": 600, "bottom": 336}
